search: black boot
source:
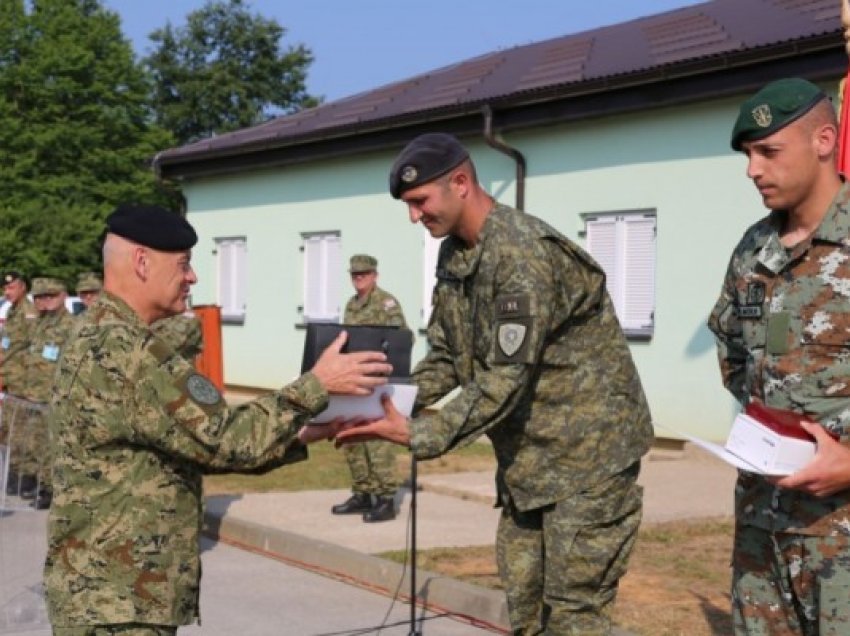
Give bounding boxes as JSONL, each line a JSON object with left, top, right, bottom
{"left": 363, "top": 496, "right": 396, "bottom": 523}
{"left": 18, "top": 475, "right": 38, "bottom": 500}
{"left": 32, "top": 488, "right": 52, "bottom": 510}
{"left": 331, "top": 492, "right": 372, "bottom": 515}
{"left": 5, "top": 472, "right": 20, "bottom": 495}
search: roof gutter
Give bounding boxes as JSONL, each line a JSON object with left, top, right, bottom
{"left": 482, "top": 104, "right": 526, "bottom": 211}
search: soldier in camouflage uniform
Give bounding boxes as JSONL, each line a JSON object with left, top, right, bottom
{"left": 18, "top": 277, "right": 78, "bottom": 508}
{"left": 75, "top": 271, "right": 102, "bottom": 310}
{"left": 0, "top": 271, "right": 38, "bottom": 395}
{"left": 338, "top": 133, "right": 653, "bottom": 635}
{"left": 151, "top": 310, "right": 203, "bottom": 362}
{"left": 709, "top": 78, "right": 850, "bottom": 635}
{"left": 43, "top": 204, "right": 392, "bottom": 635}
{"left": 331, "top": 254, "right": 407, "bottom": 522}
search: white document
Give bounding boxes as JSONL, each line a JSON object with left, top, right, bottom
{"left": 656, "top": 425, "right": 791, "bottom": 476}
{"left": 310, "top": 383, "right": 418, "bottom": 424}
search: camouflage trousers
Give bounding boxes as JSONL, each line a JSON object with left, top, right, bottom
{"left": 53, "top": 625, "right": 176, "bottom": 636}
{"left": 732, "top": 524, "right": 850, "bottom": 635}
{"left": 343, "top": 440, "right": 399, "bottom": 497}
{"left": 496, "top": 462, "right": 642, "bottom": 636}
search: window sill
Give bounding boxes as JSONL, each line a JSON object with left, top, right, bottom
{"left": 221, "top": 314, "right": 245, "bottom": 326}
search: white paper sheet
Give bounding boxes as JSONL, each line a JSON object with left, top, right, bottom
{"left": 310, "top": 383, "right": 418, "bottom": 424}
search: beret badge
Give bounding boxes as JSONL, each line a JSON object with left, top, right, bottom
{"left": 752, "top": 104, "right": 772, "bottom": 128}
{"left": 401, "top": 165, "right": 418, "bottom": 183}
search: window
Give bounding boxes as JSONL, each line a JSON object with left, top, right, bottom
{"left": 422, "top": 233, "right": 444, "bottom": 326}
{"left": 215, "top": 237, "right": 247, "bottom": 323}
{"left": 584, "top": 211, "right": 656, "bottom": 337}
{"left": 302, "top": 232, "right": 342, "bottom": 322}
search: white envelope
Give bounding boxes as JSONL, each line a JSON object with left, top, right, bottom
{"left": 310, "top": 383, "right": 418, "bottom": 424}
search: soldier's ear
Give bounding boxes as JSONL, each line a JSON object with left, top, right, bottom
{"left": 133, "top": 246, "right": 150, "bottom": 281}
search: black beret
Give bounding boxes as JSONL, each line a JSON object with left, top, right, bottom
{"left": 389, "top": 133, "right": 470, "bottom": 199}
{"left": 105, "top": 204, "right": 197, "bottom": 251}
{"left": 2, "top": 271, "right": 24, "bottom": 285}
{"left": 731, "top": 78, "right": 827, "bottom": 151}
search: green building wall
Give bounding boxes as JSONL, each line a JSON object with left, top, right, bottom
{"left": 183, "top": 92, "right": 814, "bottom": 442}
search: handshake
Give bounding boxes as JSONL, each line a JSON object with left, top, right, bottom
{"left": 296, "top": 330, "right": 414, "bottom": 448}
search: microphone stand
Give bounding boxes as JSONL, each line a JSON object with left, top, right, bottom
{"left": 408, "top": 456, "right": 421, "bottom": 636}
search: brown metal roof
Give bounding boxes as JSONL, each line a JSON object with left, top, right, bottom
{"left": 156, "top": 0, "right": 845, "bottom": 179}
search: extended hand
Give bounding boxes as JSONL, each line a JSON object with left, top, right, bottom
{"left": 311, "top": 331, "right": 393, "bottom": 396}
{"left": 772, "top": 420, "right": 850, "bottom": 497}
{"left": 335, "top": 394, "right": 412, "bottom": 447}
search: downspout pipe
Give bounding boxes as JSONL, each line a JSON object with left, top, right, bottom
{"left": 482, "top": 104, "right": 526, "bottom": 211}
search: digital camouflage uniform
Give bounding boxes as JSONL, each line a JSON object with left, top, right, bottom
{"left": 151, "top": 311, "right": 203, "bottom": 362}
{"left": 411, "top": 203, "right": 653, "bottom": 635}
{"left": 44, "top": 292, "right": 328, "bottom": 630}
{"left": 0, "top": 296, "right": 38, "bottom": 395}
{"left": 708, "top": 182, "right": 850, "bottom": 635}
{"left": 342, "top": 286, "right": 407, "bottom": 498}
{"left": 19, "top": 305, "right": 78, "bottom": 490}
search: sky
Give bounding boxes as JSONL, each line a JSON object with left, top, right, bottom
{"left": 103, "top": 0, "right": 707, "bottom": 103}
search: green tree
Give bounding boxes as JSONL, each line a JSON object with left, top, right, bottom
{"left": 0, "top": 0, "right": 173, "bottom": 280}
{"left": 145, "top": 0, "right": 319, "bottom": 145}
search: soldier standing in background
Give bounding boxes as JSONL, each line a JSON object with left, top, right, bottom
{"left": 18, "top": 277, "right": 77, "bottom": 509}
{"left": 338, "top": 133, "right": 653, "bottom": 634}
{"left": 75, "top": 271, "right": 102, "bottom": 309}
{"left": 331, "top": 254, "right": 407, "bottom": 523}
{"left": 0, "top": 271, "right": 37, "bottom": 395}
{"left": 709, "top": 78, "right": 850, "bottom": 635}
{"left": 44, "top": 204, "right": 392, "bottom": 634}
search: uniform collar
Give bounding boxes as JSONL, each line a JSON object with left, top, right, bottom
{"left": 439, "top": 203, "right": 508, "bottom": 280}
{"left": 91, "top": 291, "right": 148, "bottom": 331}
{"left": 756, "top": 181, "right": 850, "bottom": 274}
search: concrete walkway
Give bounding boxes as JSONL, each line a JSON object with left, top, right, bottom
{"left": 203, "top": 442, "right": 738, "bottom": 634}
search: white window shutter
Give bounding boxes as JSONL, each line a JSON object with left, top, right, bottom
{"left": 216, "top": 238, "right": 247, "bottom": 321}
{"left": 422, "top": 233, "right": 444, "bottom": 324}
{"left": 586, "top": 216, "right": 623, "bottom": 319}
{"left": 622, "top": 216, "right": 656, "bottom": 331}
{"left": 303, "top": 233, "right": 341, "bottom": 322}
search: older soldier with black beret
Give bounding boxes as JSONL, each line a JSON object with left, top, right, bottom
{"left": 339, "top": 133, "right": 654, "bottom": 634}
{"left": 709, "top": 78, "right": 850, "bottom": 635}
{"left": 43, "top": 204, "right": 392, "bottom": 635}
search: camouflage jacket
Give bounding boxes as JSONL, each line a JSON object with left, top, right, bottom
{"left": 708, "top": 181, "right": 850, "bottom": 535}
{"left": 344, "top": 286, "right": 408, "bottom": 328}
{"left": 0, "top": 297, "right": 38, "bottom": 394}
{"left": 44, "top": 292, "right": 328, "bottom": 627}
{"left": 411, "top": 203, "right": 653, "bottom": 511}
{"left": 23, "top": 308, "right": 77, "bottom": 403}
{"left": 151, "top": 312, "right": 203, "bottom": 361}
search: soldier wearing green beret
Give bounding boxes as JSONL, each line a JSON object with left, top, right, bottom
{"left": 709, "top": 78, "right": 850, "bottom": 635}
{"left": 330, "top": 254, "right": 407, "bottom": 523}
{"left": 339, "top": 133, "right": 653, "bottom": 634}
{"left": 0, "top": 271, "right": 38, "bottom": 395}
{"left": 43, "top": 204, "right": 392, "bottom": 634}
{"left": 17, "top": 277, "right": 77, "bottom": 508}
{"left": 75, "top": 271, "right": 102, "bottom": 309}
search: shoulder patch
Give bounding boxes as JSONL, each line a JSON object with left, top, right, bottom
{"left": 383, "top": 298, "right": 397, "bottom": 310}
{"left": 186, "top": 373, "right": 222, "bottom": 406}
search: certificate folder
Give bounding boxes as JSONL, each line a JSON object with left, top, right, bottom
{"left": 300, "top": 322, "right": 414, "bottom": 383}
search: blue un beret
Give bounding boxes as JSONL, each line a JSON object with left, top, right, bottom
{"left": 389, "top": 133, "right": 470, "bottom": 199}
{"left": 106, "top": 204, "right": 198, "bottom": 252}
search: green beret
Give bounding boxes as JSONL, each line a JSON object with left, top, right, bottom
{"left": 389, "top": 133, "right": 470, "bottom": 199}
{"left": 31, "top": 277, "right": 66, "bottom": 296}
{"left": 731, "top": 78, "right": 827, "bottom": 150}
{"left": 106, "top": 204, "right": 198, "bottom": 252}
{"left": 76, "top": 271, "right": 103, "bottom": 293}
{"left": 349, "top": 254, "right": 378, "bottom": 273}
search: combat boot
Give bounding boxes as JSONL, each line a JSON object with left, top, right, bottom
{"left": 331, "top": 492, "right": 372, "bottom": 515}
{"left": 18, "top": 474, "right": 38, "bottom": 500}
{"left": 363, "top": 496, "right": 396, "bottom": 523}
{"left": 5, "top": 472, "right": 20, "bottom": 495}
{"left": 32, "top": 488, "right": 52, "bottom": 510}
